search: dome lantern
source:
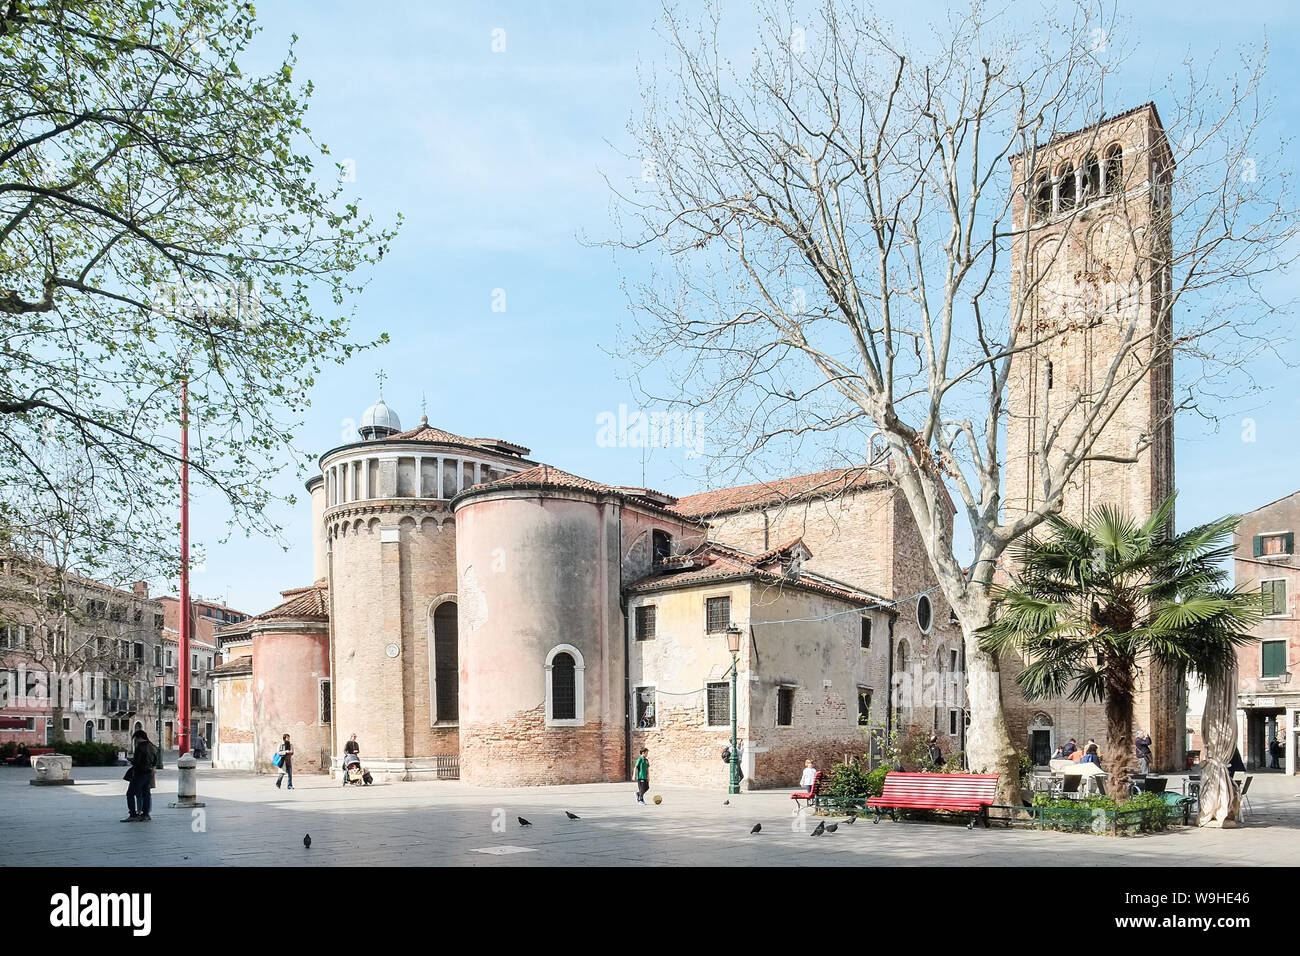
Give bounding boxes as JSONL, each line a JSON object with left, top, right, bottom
{"left": 358, "top": 397, "right": 401, "bottom": 440}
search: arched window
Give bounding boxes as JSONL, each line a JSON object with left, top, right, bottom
{"left": 1103, "top": 144, "right": 1123, "bottom": 195}
{"left": 1032, "top": 174, "right": 1052, "bottom": 222}
{"left": 432, "top": 601, "right": 459, "bottom": 723}
{"left": 1057, "top": 163, "right": 1076, "bottom": 211}
{"left": 1082, "top": 152, "right": 1100, "bottom": 200}
{"left": 896, "top": 639, "right": 909, "bottom": 674}
{"left": 545, "top": 644, "right": 585, "bottom": 726}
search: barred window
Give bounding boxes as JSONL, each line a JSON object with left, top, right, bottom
{"left": 706, "top": 596, "right": 731, "bottom": 634}
{"left": 706, "top": 681, "right": 730, "bottom": 726}
{"left": 433, "top": 602, "right": 458, "bottom": 722}
{"left": 550, "top": 653, "right": 576, "bottom": 720}
{"left": 636, "top": 605, "right": 656, "bottom": 641}
{"left": 635, "top": 686, "right": 656, "bottom": 728}
{"left": 860, "top": 617, "right": 872, "bottom": 649}
{"left": 776, "top": 687, "right": 794, "bottom": 727}
{"left": 319, "top": 679, "right": 332, "bottom": 723}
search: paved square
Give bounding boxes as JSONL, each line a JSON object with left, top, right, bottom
{"left": 3, "top": 766, "right": 1297, "bottom": 867}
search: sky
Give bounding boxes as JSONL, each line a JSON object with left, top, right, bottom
{"left": 177, "top": 0, "right": 1300, "bottom": 614}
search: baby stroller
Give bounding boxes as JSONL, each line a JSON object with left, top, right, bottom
{"left": 341, "top": 752, "right": 372, "bottom": 786}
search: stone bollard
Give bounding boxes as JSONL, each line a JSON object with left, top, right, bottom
{"left": 30, "top": 753, "right": 75, "bottom": 786}
{"left": 168, "top": 753, "right": 206, "bottom": 808}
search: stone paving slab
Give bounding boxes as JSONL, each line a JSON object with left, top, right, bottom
{"left": 2, "top": 766, "right": 1297, "bottom": 867}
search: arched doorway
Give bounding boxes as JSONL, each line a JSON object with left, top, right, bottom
{"left": 83, "top": 720, "right": 94, "bottom": 742}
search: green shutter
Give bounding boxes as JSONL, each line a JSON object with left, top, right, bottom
{"left": 1286, "top": 532, "right": 1295, "bottom": 555}
{"left": 1253, "top": 535, "right": 1263, "bottom": 556}
{"left": 1262, "top": 641, "right": 1286, "bottom": 678}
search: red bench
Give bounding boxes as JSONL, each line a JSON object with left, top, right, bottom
{"left": 790, "top": 770, "right": 823, "bottom": 810}
{"left": 2, "top": 746, "right": 53, "bottom": 766}
{"left": 867, "top": 772, "right": 1000, "bottom": 829}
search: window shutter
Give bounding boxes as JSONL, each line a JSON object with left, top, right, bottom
{"left": 1252, "top": 535, "right": 1263, "bottom": 557}
{"left": 1286, "top": 532, "right": 1295, "bottom": 555}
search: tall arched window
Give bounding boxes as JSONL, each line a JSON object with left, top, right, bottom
{"left": 1082, "top": 152, "right": 1100, "bottom": 200}
{"left": 432, "top": 601, "right": 459, "bottom": 723}
{"left": 545, "top": 644, "right": 585, "bottom": 726}
{"left": 1032, "top": 174, "right": 1052, "bottom": 222}
{"left": 1103, "top": 144, "right": 1123, "bottom": 195}
{"left": 1057, "top": 163, "right": 1076, "bottom": 211}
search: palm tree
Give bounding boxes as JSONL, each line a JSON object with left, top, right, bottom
{"left": 979, "top": 497, "right": 1258, "bottom": 804}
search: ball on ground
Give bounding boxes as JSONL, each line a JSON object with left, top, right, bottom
{"left": 653, "top": 794, "right": 663, "bottom": 805}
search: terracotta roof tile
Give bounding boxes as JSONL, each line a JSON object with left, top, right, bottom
{"left": 627, "top": 542, "right": 889, "bottom": 607}
{"left": 388, "top": 420, "right": 530, "bottom": 457}
{"left": 477, "top": 465, "right": 695, "bottom": 518}
{"left": 218, "top": 584, "right": 328, "bottom": 635}
{"left": 674, "top": 467, "right": 887, "bottom": 518}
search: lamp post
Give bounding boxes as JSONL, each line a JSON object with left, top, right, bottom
{"left": 153, "top": 675, "right": 164, "bottom": 769}
{"left": 177, "top": 373, "right": 191, "bottom": 757}
{"left": 726, "top": 624, "right": 742, "bottom": 795}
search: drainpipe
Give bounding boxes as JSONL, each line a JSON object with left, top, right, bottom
{"left": 619, "top": 508, "right": 631, "bottom": 781}
{"left": 886, "top": 617, "right": 895, "bottom": 740}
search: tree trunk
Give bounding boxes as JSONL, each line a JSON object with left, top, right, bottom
{"left": 1197, "top": 662, "right": 1241, "bottom": 828}
{"left": 1104, "top": 681, "right": 1136, "bottom": 805}
{"left": 962, "top": 602, "right": 1021, "bottom": 808}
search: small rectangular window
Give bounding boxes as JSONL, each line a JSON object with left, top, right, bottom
{"left": 319, "top": 679, "right": 331, "bottom": 723}
{"left": 636, "top": 605, "right": 656, "bottom": 641}
{"left": 706, "top": 682, "right": 730, "bottom": 726}
{"left": 1262, "top": 641, "right": 1287, "bottom": 679}
{"left": 706, "top": 596, "right": 731, "bottom": 634}
{"left": 860, "top": 617, "right": 872, "bottom": 649}
{"left": 950, "top": 649, "right": 959, "bottom": 672}
{"left": 776, "top": 687, "right": 794, "bottom": 727}
{"left": 1255, "top": 533, "right": 1294, "bottom": 557}
{"left": 1262, "top": 580, "right": 1287, "bottom": 616}
{"left": 950, "top": 709, "right": 959, "bottom": 736}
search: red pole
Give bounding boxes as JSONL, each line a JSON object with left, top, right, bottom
{"left": 178, "top": 375, "right": 191, "bottom": 757}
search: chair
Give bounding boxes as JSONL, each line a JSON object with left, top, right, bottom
{"left": 1235, "top": 775, "right": 1253, "bottom": 818}
{"left": 1060, "top": 774, "right": 1082, "bottom": 798}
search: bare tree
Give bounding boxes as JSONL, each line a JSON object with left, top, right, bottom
{"left": 612, "top": 0, "right": 1296, "bottom": 802}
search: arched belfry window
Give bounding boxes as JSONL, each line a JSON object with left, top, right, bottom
{"left": 1104, "top": 144, "right": 1123, "bottom": 195}
{"left": 1057, "top": 163, "right": 1076, "bottom": 211}
{"left": 545, "top": 644, "right": 585, "bottom": 726}
{"left": 652, "top": 529, "right": 673, "bottom": 563}
{"left": 1082, "top": 152, "right": 1101, "bottom": 200}
{"left": 1032, "top": 174, "right": 1052, "bottom": 222}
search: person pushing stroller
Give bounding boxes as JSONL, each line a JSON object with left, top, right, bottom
{"left": 341, "top": 733, "right": 371, "bottom": 786}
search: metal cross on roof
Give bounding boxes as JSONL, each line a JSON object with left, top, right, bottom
{"left": 375, "top": 369, "right": 388, "bottom": 398}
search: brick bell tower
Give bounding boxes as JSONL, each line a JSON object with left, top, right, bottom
{"left": 1002, "top": 103, "right": 1184, "bottom": 771}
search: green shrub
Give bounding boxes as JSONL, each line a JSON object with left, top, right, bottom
{"left": 0, "top": 741, "right": 17, "bottom": 760}
{"left": 826, "top": 760, "right": 872, "bottom": 799}
{"left": 58, "top": 741, "right": 122, "bottom": 766}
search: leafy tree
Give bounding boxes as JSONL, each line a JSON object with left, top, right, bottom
{"left": 978, "top": 497, "right": 1258, "bottom": 803}
{"left": 0, "top": 0, "right": 397, "bottom": 576}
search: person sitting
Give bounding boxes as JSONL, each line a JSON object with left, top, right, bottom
{"left": 1081, "top": 743, "right": 1101, "bottom": 767}
{"left": 1051, "top": 745, "right": 1065, "bottom": 761}
{"left": 1069, "top": 746, "right": 1085, "bottom": 762}
{"left": 1061, "top": 738, "right": 1078, "bottom": 758}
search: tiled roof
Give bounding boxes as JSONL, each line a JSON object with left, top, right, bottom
{"left": 211, "top": 657, "right": 252, "bottom": 677}
{"left": 674, "top": 467, "right": 887, "bottom": 518}
{"left": 626, "top": 541, "right": 889, "bottom": 607}
{"left": 387, "top": 418, "right": 530, "bottom": 457}
{"left": 217, "top": 584, "right": 329, "bottom": 637}
{"left": 475, "top": 465, "right": 693, "bottom": 518}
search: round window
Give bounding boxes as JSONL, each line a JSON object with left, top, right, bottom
{"left": 917, "top": 594, "right": 933, "bottom": 633}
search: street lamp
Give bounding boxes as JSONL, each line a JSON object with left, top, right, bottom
{"left": 153, "top": 675, "right": 164, "bottom": 769}
{"left": 725, "top": 624, "right": 742, "bottom": 795}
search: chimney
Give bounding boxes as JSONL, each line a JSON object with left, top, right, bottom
{"left": 133, "top": 581, "right": 149, "bottom": 598}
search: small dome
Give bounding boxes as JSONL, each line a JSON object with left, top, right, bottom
{"left": 358, "top": 398, "right": 401, "bottom": 440}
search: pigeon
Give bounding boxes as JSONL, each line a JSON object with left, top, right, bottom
{"left": 303, "top": 834, "right": 311, "bottom": 848}
{"left": 518, "top": 817, "right": 532, "bottom": 827}
{"left": 750, "top": 823, "right": 761, "bottom": 834}
{"left": 826, "top": 823, "right": 839, "bottom": 833}
{"left": 723, "top": 800, "right": 730, "bottom": 806}
{"left": 843, "top": 817, "right": 856, "bottom": 825}
{"left": 565, "top": 811, "right": 580, "bottom": 820}
{"left": 810, "top": 821, "right": 825, "bottom": 836}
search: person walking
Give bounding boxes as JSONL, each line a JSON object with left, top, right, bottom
{"left": 121, "top": 730, "right": 157, "bottom": 822}
{"left": 1135, "top": 730, "right": 1152, "bottom": 775}
{"left": 275, "top": 733, "right": 294, "bottom": 790}
{"left": 799, "top": 759, "right": 818, "bottom": 789}
{"left": 1269, "top": 737, "right": 1281, "bottom": 770}
{"left": 634, "top": 747, "right": 650, "bottom": 804}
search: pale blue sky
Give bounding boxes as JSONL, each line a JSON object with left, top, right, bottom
{"left": 179, "top": 1, "right": 1300, "bottom": 613}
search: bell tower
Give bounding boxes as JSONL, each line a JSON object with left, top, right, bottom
{"left": 1003, "top": 104, "right": 1183, "bottom": 770}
